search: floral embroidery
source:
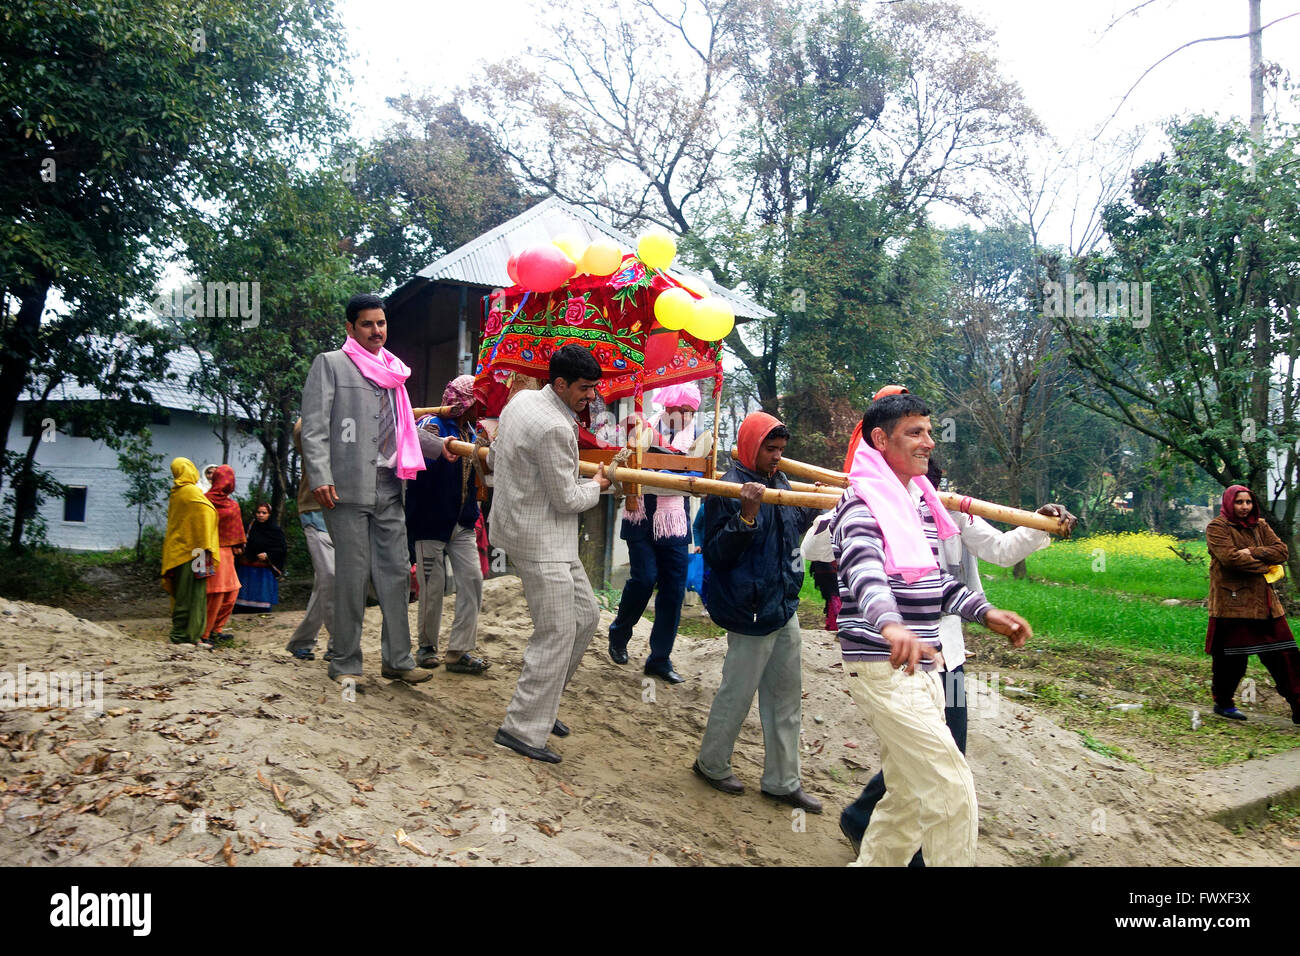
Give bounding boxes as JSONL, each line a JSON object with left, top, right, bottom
{"left": 563, "top": 296, "right": 587, "bottom": 326}
{"left": 610, "top": 260, "right": 647, "bottom": 289}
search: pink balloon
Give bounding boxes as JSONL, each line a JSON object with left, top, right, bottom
{"left": 516, "top": 244, "right": 576, "bottom": 293}
{"left": 506, "top": 254, "right": 520, "bottom": 286}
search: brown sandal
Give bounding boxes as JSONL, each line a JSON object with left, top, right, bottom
{"left": 445, "top": 654, "right": 490, "bottom": 674}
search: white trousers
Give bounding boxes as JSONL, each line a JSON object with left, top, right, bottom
{"left": 844, "top": 661, "right": 978, "bottom": 866}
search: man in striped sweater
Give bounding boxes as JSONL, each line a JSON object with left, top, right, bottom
{"left": 830, "top": 393, "right": 1032, "bottom": 866}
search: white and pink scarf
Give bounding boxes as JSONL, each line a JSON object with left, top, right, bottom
{"left": 341, "top": 336, "right": 425, "bottom": 481}
{"left": 624, "top": 400, "right": 696, "bottom": 540}
{"left": 846, "top": 440, "right": 957, "bottom": 584}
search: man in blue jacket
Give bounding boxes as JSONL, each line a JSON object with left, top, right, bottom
{"left": 693, "top": 412, "right": 823, "bottom": 813}
{"left": 406, "top": 375, "right": 489, "bottom": 674}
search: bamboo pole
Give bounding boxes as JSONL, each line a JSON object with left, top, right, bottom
{"left": 706, "top": 375, "right": 722, "bottom": 484}
{"left": 412, "top": 405, "right": 454, "bottom": 418}
{"left": 728, "top": 447, "right": 1067, "bottom": 535}
{"left": 445, "top": 439, "right": 840, "bottom": 509}
{"left": 446, "top": 437, "right": 1062, "bottom": 533}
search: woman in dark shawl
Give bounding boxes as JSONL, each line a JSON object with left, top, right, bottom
{"left": 235, "top": 502, "right": 288, "bottom": 611}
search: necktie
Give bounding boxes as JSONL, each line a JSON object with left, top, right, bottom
{"left": 377, "top": 390, "right": 396, "bottom": 461}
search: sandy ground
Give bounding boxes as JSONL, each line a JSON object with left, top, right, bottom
{"left": 1, "top": 577, "right": 1295, "bottom": 867}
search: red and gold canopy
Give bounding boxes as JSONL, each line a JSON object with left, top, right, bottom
{"left": 474, "top": 256, "right": 721, "bottom": 417}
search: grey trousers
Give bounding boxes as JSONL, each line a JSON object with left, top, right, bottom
{"left": 322, "top": 468, "right": 416, "bottom": 678}
{"left": 286, "top": 522, "right": 335, "bottom": 654}
{"left": 696, "top": 612, "right": 803, "bottom": 795}
{"left": 500, "top": 558, "right": 599, "bottom": 748}
{"left": 414, "top": 524, "right": 482, "bottom": 657}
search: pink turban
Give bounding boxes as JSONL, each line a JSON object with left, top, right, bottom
{"left": 655, "top": 382, "right": 701, "bottom": 411}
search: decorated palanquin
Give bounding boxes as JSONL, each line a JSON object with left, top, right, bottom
{"left": 473, "top": 238, "right": 733, "bottom": 482}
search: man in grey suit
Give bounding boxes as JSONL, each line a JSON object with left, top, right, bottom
{"left": 491, "top": 344, "right": 610, "bottom": 762}
{"left": 300, "top": 293, "right": 432, "bottom": 690}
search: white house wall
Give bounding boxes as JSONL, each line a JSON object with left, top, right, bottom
{"left": 10, "top": 409, "right": 261, "bottom": 551}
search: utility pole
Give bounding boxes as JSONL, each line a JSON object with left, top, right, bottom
{"left": 1247, "top": 0, "right": 1269, "bottom": 503}
{"left": 1249, "top": 0, "right": 1264, "bottom": 142}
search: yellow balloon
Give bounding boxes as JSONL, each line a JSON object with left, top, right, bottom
{"left": 654, "top": 287, "right": 694, "bottom": 331}
{"left": 678, "top": 275, "right": 710, "bottom": 298}
{"left": 581, "top": 239, "right": 624, "bottom": 277}
{"left": 552, "top": 232, "right": 586, "bottom": 264}
{"left": 685, "top": 297, "right": 735, "bottom": 340}
{"left": 637, "top": 228, "right": 677, "bottom": 271}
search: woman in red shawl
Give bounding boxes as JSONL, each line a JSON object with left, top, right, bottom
{"left": 1204, "top": 485, "right": 1299, "bottom": 723}
{"left": 203, "top": 465, "right": 245, "bottom": 644}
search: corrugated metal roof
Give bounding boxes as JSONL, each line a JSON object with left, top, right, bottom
{"left": 21, "top": 340, "right": 237, "bottom": 418}
{"left": 412, "top": 196, "right": 773, "bottom": 320}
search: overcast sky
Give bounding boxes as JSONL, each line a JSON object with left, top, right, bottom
{"left": 339, "top": 0, "right": 1299, "bottom": 139}
{"left": 334, "top": 0, "right": 1299, "bottom": 246}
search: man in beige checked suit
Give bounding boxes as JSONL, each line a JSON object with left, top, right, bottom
{"left": 491, "top": 344, "right": 610, "bottom": 763}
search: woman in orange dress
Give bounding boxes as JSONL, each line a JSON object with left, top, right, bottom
{"left": 203, "top": 465, "right": 245, "bottom": 644}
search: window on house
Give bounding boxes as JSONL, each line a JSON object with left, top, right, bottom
{"left": 63, "top": 487, "right": 87, "bottom": 523}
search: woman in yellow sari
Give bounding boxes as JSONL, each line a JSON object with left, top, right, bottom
{"left": 161, "top": 458, "right": 219, "bottom": 644}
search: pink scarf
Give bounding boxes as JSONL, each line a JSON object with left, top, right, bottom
{"left": 341, "top": 337, "right": 425, "bottom": 481}
{"left": 847, "top": 439, "right": 958, "bottom": 584}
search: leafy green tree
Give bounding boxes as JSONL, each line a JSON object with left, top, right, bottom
{"left": 470, "top": 0, "right": 1038, "bottom": 435}
{"left": 112, "top": 430, "right": 169, "bottom": 561}
{"left": 0, "top": 0, "right": 350, "bottom": 499}
{"left": 170, "top": 164, "right": 376, "bottom": 520}
{"left": 349, "top": 98, "right": 531, "bottom": 288}
{"left": 1055, "top": 117, "right": 1300, "bottom": 575}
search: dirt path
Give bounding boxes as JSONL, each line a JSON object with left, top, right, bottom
{"left": 2, "top": 579, "right": 1297, "bottom": 866}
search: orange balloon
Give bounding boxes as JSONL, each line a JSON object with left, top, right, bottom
{"left": 581, "top": 239, "right": 624, "bottom": 276}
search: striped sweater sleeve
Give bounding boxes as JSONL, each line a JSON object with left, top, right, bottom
{"left": 834, "top": 499, "right": 904, "bottom": 632}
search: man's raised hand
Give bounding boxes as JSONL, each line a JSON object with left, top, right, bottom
{"left": 984, "top": 608, "right": 1032, "bottom": 648}
{"left": 1036, "top": 503, "right": 1077, "bottom": 537}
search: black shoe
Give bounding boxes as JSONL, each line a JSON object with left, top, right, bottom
{"left": 552, "top": 718, "right": 570, "bottom": 737}
{"left": 645, "top": 665, "right": 685, "bottom": 684}
{"left": 1214, "top": 705, "right": 1247, "bottom": 721}
{"left": 692, "top": 760, "right": 743, "bottom": 795}
{"left": 494, "top": 728, "right": 561, "bottom": 763}
{"left": 609, "top": 643, "right": 629, "bottom": 665}
{"left": 839, "top": 816, "right": 862, "bottom": 856}
{"left": 762, "top": 786, "right": 824, "bottom": 814}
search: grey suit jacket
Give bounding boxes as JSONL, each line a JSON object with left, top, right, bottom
{"left": 300, "top": 349, "right": 401, "bottom": 508}
{"left": 488, "top": 386, "right": 601, "bottom": 563}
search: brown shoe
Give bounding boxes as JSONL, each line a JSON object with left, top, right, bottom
{"left": 761, "top": 787, "right": 823, "bottom": 814}
{"left": 381, "top": 666, "right": 433, "bottom": 684}
{"left": 693, "top": 760, "right": 743, "bottom": 795}
{"left": 331, "top": 673, "right": 366, "bottom": 693}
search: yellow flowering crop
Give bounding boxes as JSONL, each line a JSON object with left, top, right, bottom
{"left": 1050, "top": 531, "right": 1192, "bottom": 560}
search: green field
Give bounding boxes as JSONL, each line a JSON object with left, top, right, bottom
{"left": 802, "top": 531, "right": 1297, "bottom": 660}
